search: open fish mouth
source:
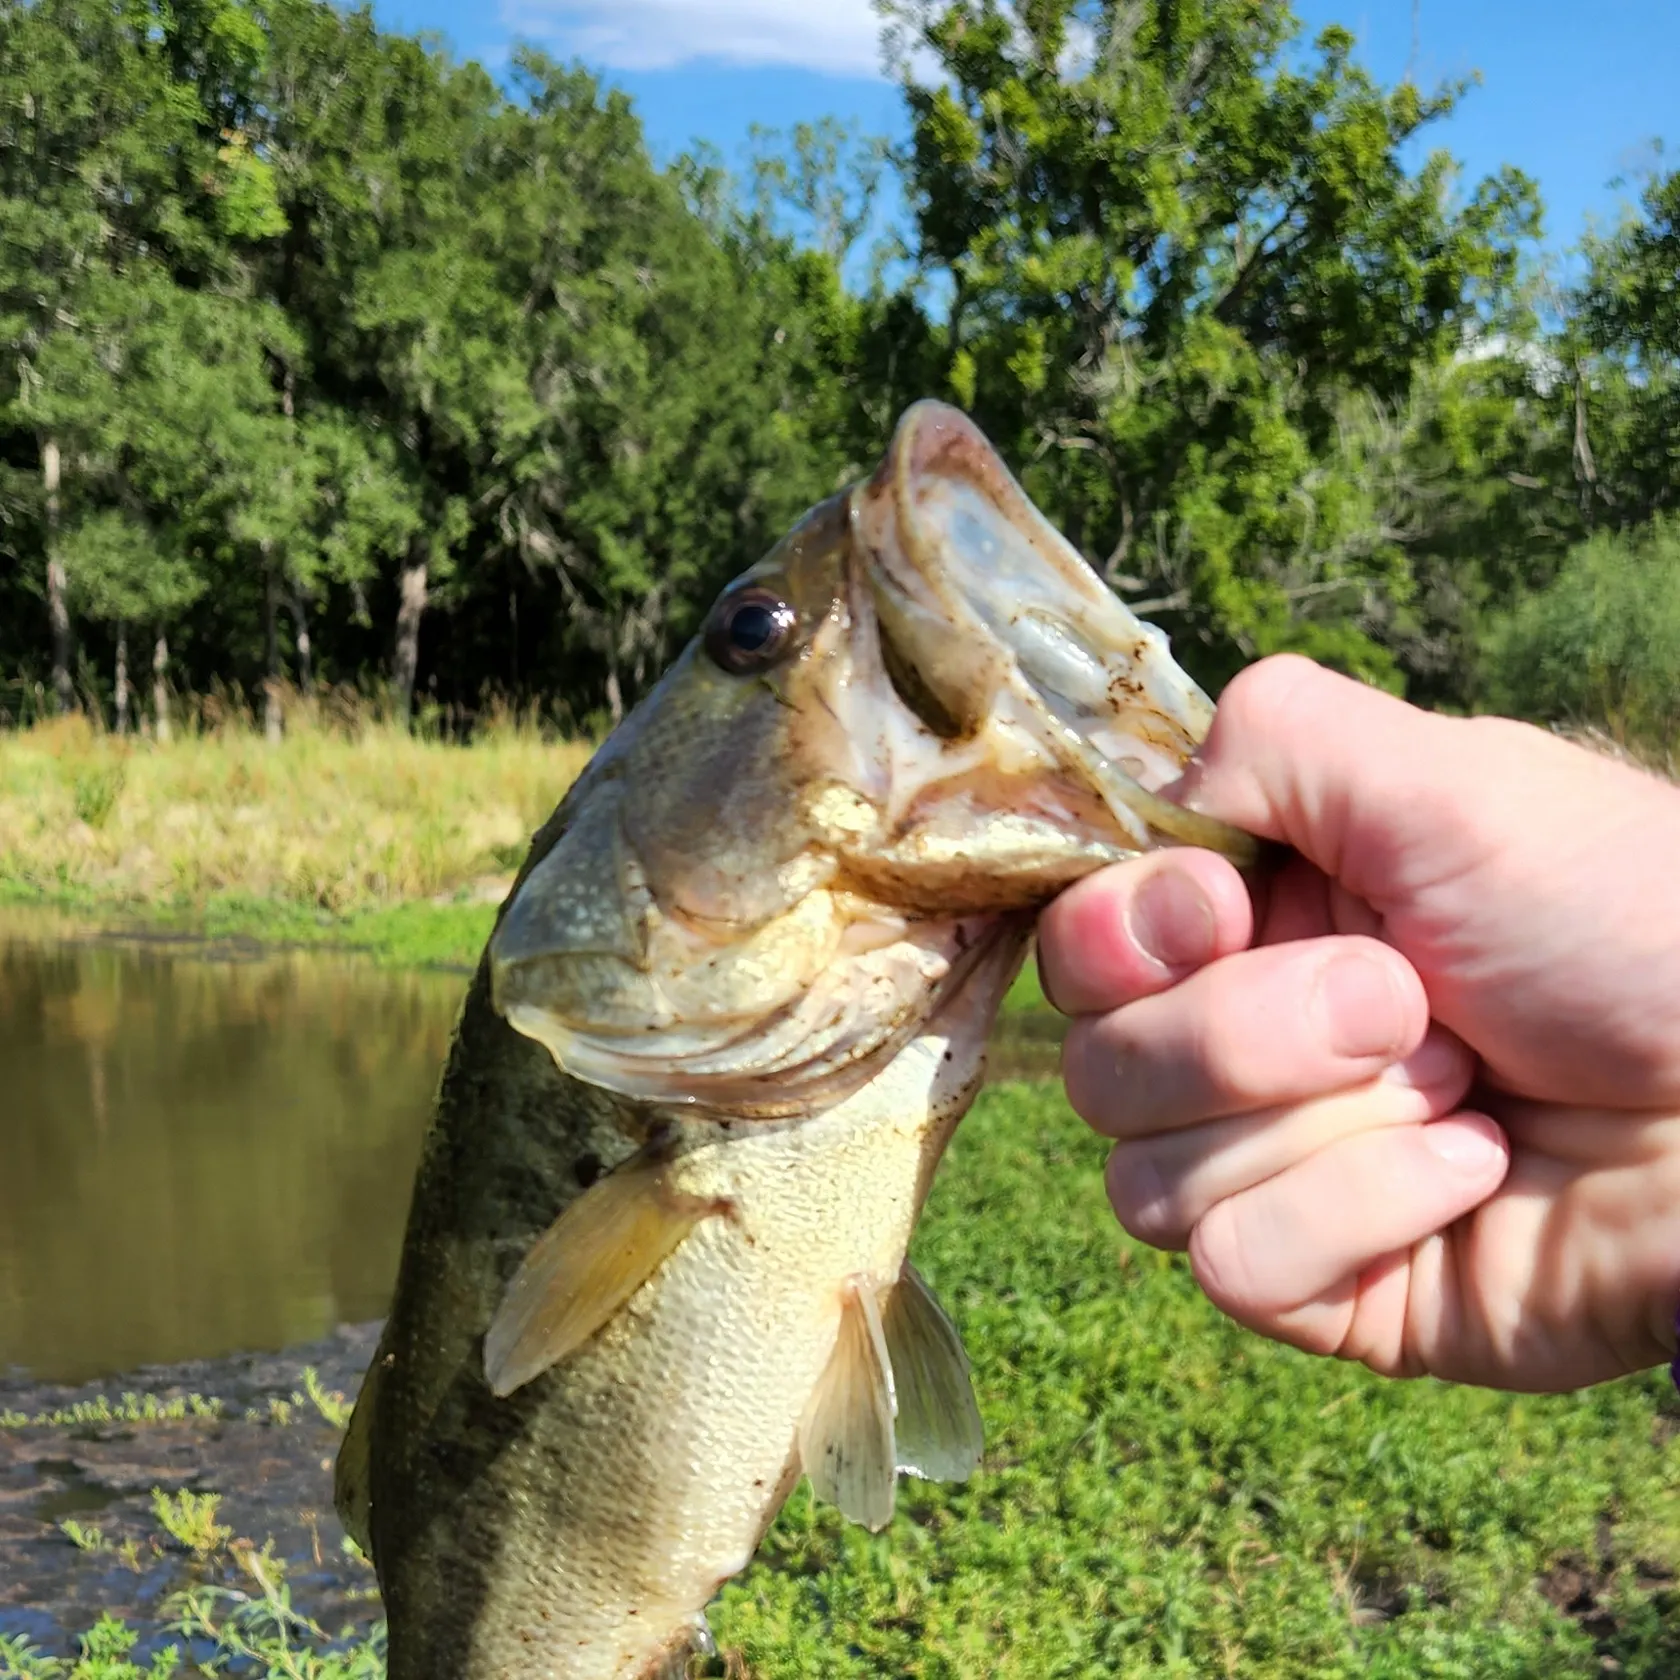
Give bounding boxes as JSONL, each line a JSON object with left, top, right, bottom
{"left": 487, "top": 402, "right": 1259, "bottom": 1115}
{"left": 852, "top": 401, "right": 1259, "bottom": 865}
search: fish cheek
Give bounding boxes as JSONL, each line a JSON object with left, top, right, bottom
{"left": 618, "top": 670, "right": 823, "bottom": 931}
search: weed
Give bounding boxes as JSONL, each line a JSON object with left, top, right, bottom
{"left": 302, "top": 1368, "right": 353, "bottom": 1431}
{"left": 0, "top": 1617, "right": 178, "bottom": 1679}
{"left": 57, "top": 1520, "right": 108, "bottom": 1554}
{"left": 1, "top": 1393, "right": 224, "bottom": 1430}
{"left": 149, "top": 1489, "right": 231, "bottom": 1558}
{"left": 0, "top": 703, "right": 591, "bottom": 931}
{"left": 70, "top": 763, "right": 126, "bottom": 830}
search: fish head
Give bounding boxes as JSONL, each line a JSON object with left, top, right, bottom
{"left": 491, "top": 401, "right": 1258, "bottom": 1115}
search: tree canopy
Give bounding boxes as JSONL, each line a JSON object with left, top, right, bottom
{"left": 0, "top": 0, "right": 1673, "bottom": 746}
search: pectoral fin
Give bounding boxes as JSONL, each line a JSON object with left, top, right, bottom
{"left": 798, "top": 1278, "right": 898, "bottom": 1532}
{"left": 884, "top": 1261, "right": 984, "bottom": 1483}
{"left": 333, "top": 1352, "right": 381, "bottom": 1562}
{"left": 484, "top": 1151, "right": 723, "bottom": 1398}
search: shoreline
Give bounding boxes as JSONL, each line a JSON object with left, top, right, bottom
{"left": 0, "top": 883, "right": 1057, "bottom": 1011}
{"left": 0, "top": 879, "right": 502, "bottom": 972}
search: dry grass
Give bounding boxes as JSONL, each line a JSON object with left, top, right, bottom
{"left": 0, "top": 692, "right": 593, "bottom": 914}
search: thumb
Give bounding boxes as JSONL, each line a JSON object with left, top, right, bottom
{"left": 1172, "top": 656, "right": 1491, "bottom": 908}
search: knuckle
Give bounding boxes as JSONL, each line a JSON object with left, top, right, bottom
{"left": 1059, "top": 1019, "right": 1114, "bottom": 1129}
{"left": 1186, "top": 1199, "right": 1261, "bottom": 1317}
{"left": 1104, "top": 1145, "right": 1183, "bottom": 1249}
{"left": 1186, "top": 998, "right": 1279, "bottom": 1113}
{"left": 1215, "top": 654, "right": 1325, "bottom": 744}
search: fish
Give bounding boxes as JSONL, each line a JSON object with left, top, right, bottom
{"left": 335, "top": 400, "right": 1261, "bottom": 1679}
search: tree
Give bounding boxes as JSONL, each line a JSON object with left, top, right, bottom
{"left": 253, "top": 6, "right": 513, "bottom": 723}
{"left": 881, "top": 0, "right": 1540, "bottom": 687}
{"left": 469, "top": 55, "right": 860, "bottom": 725}
{"left": 1574, "top": 167, "right": 1679, "bottom": 527}
{"left": 0, "top": 0, "right": 286, "bottom": 718}
{"left": 1482, "top": 516, "right": 1680, "bottom": 751}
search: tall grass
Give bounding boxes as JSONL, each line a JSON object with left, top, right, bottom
{"left": 0, "top": 686, "right": 593, "bottom": 917}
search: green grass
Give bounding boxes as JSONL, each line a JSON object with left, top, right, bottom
{"left": 0, "top": 863, "right": 1062, "bottom": 986}
{"left": 20, "top": 1081, "right": 1679, "bottom": 1677}
{"left": 0, "top": 706, "right": 589, "bottom": 960}
{"left": 0, "top": 876, "right": 497, "bottom": 970}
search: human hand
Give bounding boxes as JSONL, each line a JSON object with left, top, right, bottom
{"left": 1040, "top": 655, "right": 1680, "bottom": 1392}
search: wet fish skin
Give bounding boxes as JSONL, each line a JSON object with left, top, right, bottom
{"left": 341, "top": 402, "right": 1260, "bottom": 1679}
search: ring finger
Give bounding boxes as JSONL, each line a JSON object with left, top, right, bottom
{"left": 1105, "top": 1027, "right": 1477, "bottom": 1249}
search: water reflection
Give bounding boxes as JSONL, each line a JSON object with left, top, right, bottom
{"left": 0, "top": 928, "right": 466, "bottom": 1383}
{"left": 0, "top": 919, "right": 1066, "bottom": 1385}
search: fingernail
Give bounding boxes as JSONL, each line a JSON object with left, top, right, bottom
{"left": 1423, "top": 1115, "right": 1506, "bottom": 1172}
{"left": 1321, "top": 951, "right": 1406, "bottom": 1059}
{"left": 1382, "top": 1028, "right": 1465, "bottom": 1091}
{"left": 1125, "top": 868, "right": 1215, "bottom": 973}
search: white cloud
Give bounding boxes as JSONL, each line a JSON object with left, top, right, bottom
{"left": 499, "top": 0, "right": 892, "bottom": 77}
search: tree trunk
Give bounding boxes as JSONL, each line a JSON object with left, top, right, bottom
{"left": 393, "top": 546, "right": 429, "bottom": 727}
{"left": 152, "top": 629, "right": 172, "bottom": 744}
{"left": 604, "top": 642, "right": 624, "bottom": 728}
{"left": 262, "top": 547, "right": 282, "bottom": 744}
{"left": 43, "top": 437, "right": 73, "bottom": 714}
{"left": 114, "top": 622, "right": 130, "bottom": 735}
{"left": 288, "top": 587, "right": 314, "bottom": 697}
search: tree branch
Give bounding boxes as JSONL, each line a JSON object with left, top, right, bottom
{"left": 1214, "top": 198, "right": 1305, "bottom": 324}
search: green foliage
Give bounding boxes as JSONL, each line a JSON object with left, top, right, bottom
{"left": 1481, "top": 518, "right": 1680, "bottom": 751}
{"left": 13, "top": 1077, "right": 1680, "bottom": 1675}
{"left": 68, "top": 761, "right": 124, "bottom": 829}
{"left": 149, "top": 1488, "right": 232, "bottom": 1557}
{"left": 0, "top": 1390, "right": 224, "bottom": 1429}
{"left": 5, "top": 1493, "right": 386, "bottom": 1679}
{"left": 0, "top": 1617, "right": 177, "bottom": 1680}
{"left": 57, "top": 1520, "right": 110, "bottom": 1555}
{"left": 302, "top": 1366, "right": 355, "bottom": 1430}
{"left": 882, "top": 0, "right": 1541, "bottom": 691}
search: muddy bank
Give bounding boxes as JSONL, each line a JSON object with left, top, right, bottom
{"left": 0, "top": 1323, "right": 381, "bottom": 1661}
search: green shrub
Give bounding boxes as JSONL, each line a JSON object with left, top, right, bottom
{"left": 1481, "top": 516, "right": 1680, "bottom": 754}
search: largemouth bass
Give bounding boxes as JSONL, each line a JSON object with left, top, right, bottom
{"left": 337, "top": 401, "right": 1259, "bottom": 1679}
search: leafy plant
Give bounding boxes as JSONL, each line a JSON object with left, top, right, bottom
{"left": 57, "top": 1520, "right": 109, "bottom": 1554}
{"left": 1481, "top": 516, "right": 1680, "bottom": 754}
{"left": 302, "top": 1367, "right": 354, "bottom": 1431}
{"left": 149, "top": 1489, "right": 231, "bottom": 1558}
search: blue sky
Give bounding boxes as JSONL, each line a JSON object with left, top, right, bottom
{"left": 370, "top": 0, "right": 1675, "bottom": 259}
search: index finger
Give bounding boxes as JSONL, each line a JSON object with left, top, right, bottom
{"left": 1037, "top": 848, "right": 1254, "bottom": 1016}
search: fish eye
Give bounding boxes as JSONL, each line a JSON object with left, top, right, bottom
{"left": 703, "top": 587, "right": 799, "bottom": 675}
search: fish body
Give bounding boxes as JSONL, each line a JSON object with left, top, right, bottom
{"left": 340, "top": 403, "right": 1258, "bottom": 1678}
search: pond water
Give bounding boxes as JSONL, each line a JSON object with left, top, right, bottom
{"left": 0, "top": 922, "right": 466, "bottom": 1384}
{"left": 0, "top": 917, "right": 1065, "bottom": 1386}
